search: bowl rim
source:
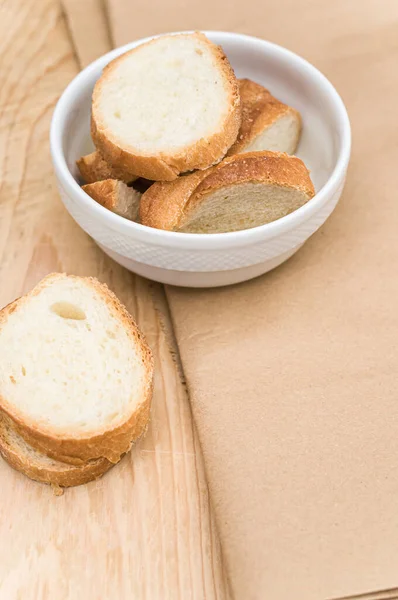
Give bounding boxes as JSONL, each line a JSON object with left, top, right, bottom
{"left": 50, "top": 30, "right": 351, "bottom": 250}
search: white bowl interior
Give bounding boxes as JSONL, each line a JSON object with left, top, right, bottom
{"left": 63, "top": 32, "right": 342, "bottom": 196}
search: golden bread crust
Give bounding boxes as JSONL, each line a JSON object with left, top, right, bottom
{"left": 82, "top": 179, "right": 121, "bottom": 211}
{"left": 228, "top": 79, "right": 301, "bottom": 155}
{"left": 139, "top": 170, "right": 211, "bottom": 230}
{"left": 76, "top": 150, "right": 137, "bottom": 184}
{"left": 140, "top": 151, "right": 315, "bottom": 231}
{"left": 0, "top": 413, "right": 113, "bottom": 487}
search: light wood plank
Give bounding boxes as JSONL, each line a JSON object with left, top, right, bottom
{"left": 62, "top": 0, "right": 112, "bottom": 68}
{"left": 0, "top": 1, "right": 229, "bottom": 598}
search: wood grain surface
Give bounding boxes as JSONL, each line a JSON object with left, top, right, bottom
{"left": 0, "top": 1, "right": 229, "bottom": 598}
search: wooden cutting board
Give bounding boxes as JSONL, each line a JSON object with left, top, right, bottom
{"left": 0, "top": 1, "right": 229, "bottom": 598}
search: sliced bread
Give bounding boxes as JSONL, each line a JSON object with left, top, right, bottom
{"left": 0, "top": 413, "right": 113, "bottom": 487}
{"left": 82, "top": 179, "right": 141, "bottom": 221}
{"left": 140, "top": 151, "right": 315, "bottom": 233}
{"left": 91, "top": 32, "right": 241, "bottom": 181}
{"left": 0, "top": 274, "right": 153, "bottom": 464}
{"left": 228, "top": 79, "right": 301, "bottom": 156}
{"left": 76, "top": 150, "right": 138, "bottom": 184}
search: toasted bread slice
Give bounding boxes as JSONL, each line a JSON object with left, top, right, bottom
{"left": 82, "top": 179, "right": 141, "bottom": 221}
{"left": 228, "top": 79, "right": 301, "bottom": 156}
{"left": 0, "top": 274, "right": 153, "bottom": 464}
{"left": 140, "top": 151, "right": 315, "bottom": 233}
{"left": 0, "top": 413, "right": 113, "bottom": 487}
{"left": 91, "top": 32, "right": 241, "bottom": 181}
{"left": 76, "top": 151, "right": 138, "bottom": 184}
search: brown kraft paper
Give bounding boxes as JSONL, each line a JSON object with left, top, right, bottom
{"left": 109, "top": 1, "right": 398, "bottom": 598}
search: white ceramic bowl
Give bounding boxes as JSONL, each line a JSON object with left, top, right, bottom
{"left": 50, "top": 31, "right": 351, "bottom": 288}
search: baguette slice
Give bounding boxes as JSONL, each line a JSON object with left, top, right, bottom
{"left": 91, "top": 32, "right": 241, "bottom": 181}
{"left": 140, "top": 151, "right": 315, "bottom": 233}
{"left": 0, "top": 413, "right": 113, "bottom": 487}
{"left": 0, "top": 274, "right": 153, "bottom": 464}
{"left": 228, "top": 79, "right": 301, "bottom": 156}
{"left": 82, "top": 179, "right": 141, "bottom": 221}
{"left": 77, "top": 151, "right": 138, "bottom": 184}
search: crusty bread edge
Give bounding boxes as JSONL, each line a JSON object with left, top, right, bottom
{"left": 285, "top": 107, "right": 302, "bottom": 153}
{"left": 82, "top": 179, "right": 141, "bottom": 221}
{"left": 141, "top": 151, "right": 315, "bottom": 231}
{"left": 139, "top": 169, "right": 212, "bottom": 230}
{"left": 0, "top": 417, "right": 114, "bottom": 487}
{"left": 191, "top": 151, "right": 315, "bottom": 199}
{"left": 228, "top": 79, "right": 302, "bottom": 155}
{"left": 0, "top": 274, "right": 154, "bottom": 464}
{"left": 180, "top": 151, "right": 314, "bottom": 230}
{"left": 91, "top": 32, "right": 241, "bottom": 181}
{"left": 76, "top": 150, "right": 138, "bottom": 184}
{"left": 241, "top": 104, "right": 302, "bottom": 154}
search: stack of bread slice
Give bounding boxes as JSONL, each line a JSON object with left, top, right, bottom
{"left": 77, "top": 31, "right": 313, "bottom": 234}
{"left": 0, "top": 274, "right": 153, "bottom": 490}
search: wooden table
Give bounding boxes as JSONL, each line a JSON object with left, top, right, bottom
{"left": 0, "top": 1, "right": 229, "bottom": 598}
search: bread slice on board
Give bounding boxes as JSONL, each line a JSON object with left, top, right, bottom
{"left": 0, "top": 274, "right": 153, "bottom": 464}
{"left": 76, "top": 150, "right": 138, "bottom": 184}
{"left": 0, "top": 413, "right": 113, "bottom": 487}
{"left": 140, "top": 151, "right": 315, "bottom": 233}
{"left": 83, "top": 179, "right": 141, "bottom": 221}
{"left": 228, "top": 79, "right": 301, "bottom": 156}
{"left": 91, "top": 32, "right": 241, "bottom": 181}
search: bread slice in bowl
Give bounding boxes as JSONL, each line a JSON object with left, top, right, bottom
{"left": 140, "top": 151, "right": 315, "bottom": 233}
{"left": 0, "top": 274, "right": 153, "bottom": 464}
{"left": 91, "top": 32, "right": 241, "bottom": 181}
{"left": 0, "top": 413, "right": 113, "bottom": 488}
{"left": 228, "top": 79, "right": 301, "bottom": 156}
{"left": 76, "top": 150, "right": 138, "bottom": 184}
{"left": 83, "top": 179, "right": 141, "bottom": 221}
